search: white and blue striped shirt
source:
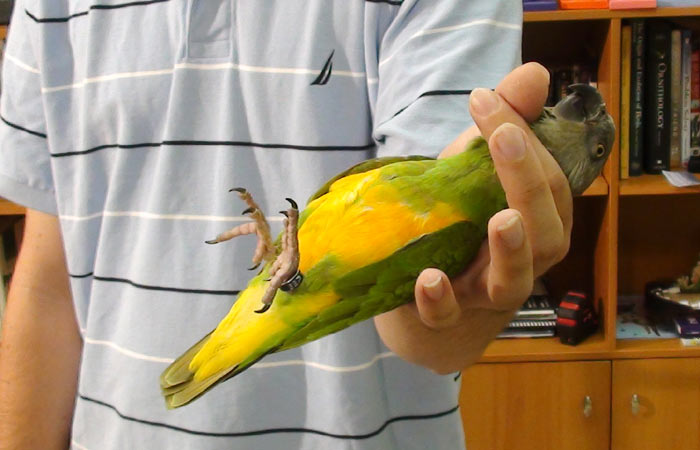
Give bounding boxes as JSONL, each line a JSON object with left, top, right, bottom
{"left": 0, "top": 1, "right": 522, "bottom": 448}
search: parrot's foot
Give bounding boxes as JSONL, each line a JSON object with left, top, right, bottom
{"left": 256, "top": 198, "right": 303, "bottom": 314}
{"left": 205, "top": 188, "right": 275, "bottom": 269}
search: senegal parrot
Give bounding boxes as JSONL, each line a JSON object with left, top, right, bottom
{"left": 160, "top": 84, "right": 615, "bottom": 408}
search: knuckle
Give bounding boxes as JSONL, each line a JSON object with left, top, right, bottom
{"left": 548, "top": 170, "right": 570, "bottom": 197}
{"left": 420, "top": 306, "right": 460, "bottom": 330}
{"left": 533, "top": 240, "right": 563, "bottom": 266}
{"left": 514, "top": 177, "right": 550, "bottom": 202}
{"left": 532, "top": 230, "right": 570, "bottom": 275}
{"left": 489, "top": 278, "right": 533, "bottom": 310}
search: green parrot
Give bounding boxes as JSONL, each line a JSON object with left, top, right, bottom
{"left": 160, "top": 84, "right": 615, "bottom": 408}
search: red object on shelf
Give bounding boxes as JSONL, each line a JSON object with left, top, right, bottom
{"left": 609, "top": 0, "right": 656, "bottom": 9}
{"left": 559, "top": 0, "right": 609, "bottom": 8}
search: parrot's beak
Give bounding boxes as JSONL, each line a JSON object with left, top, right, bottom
{"left": 553, "top": 83, "right": 606, "bottom": 123}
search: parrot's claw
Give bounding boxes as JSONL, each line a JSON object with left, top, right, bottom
{"left": 254, "top": 303, "right": 272, "bottom": 314}
{"left": 285, "top": 197, "right": 298, "bottom": 209}
{"left": 205, "top": 188, "right": 276, "bottom": 268}
{"left": 255, "top": 199, "right": 302, "bottom": 314}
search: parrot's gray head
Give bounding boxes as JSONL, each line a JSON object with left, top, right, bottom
{"left": 532, "top": 84, "right": 615, "bottom": 195}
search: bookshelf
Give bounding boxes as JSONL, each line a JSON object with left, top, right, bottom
{"left": 462, "top": 8, "right": 700, "bottom": 450}
{"left": 474, "top": 6, "right": 700, "bottom": 364}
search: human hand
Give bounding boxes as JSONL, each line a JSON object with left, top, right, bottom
{"left": 374, "top": 63, "right": 572, "bottom": 372}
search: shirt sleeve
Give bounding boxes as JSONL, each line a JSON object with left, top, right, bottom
{"left": 0, "top": 1, "right": 57, "bottom": 214}
{"left": 368, "top": 0, "right": 523, "bottom": 158}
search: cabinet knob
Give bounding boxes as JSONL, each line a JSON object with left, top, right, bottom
{"left": 583, "top": 395, "right": 593, "bottom": 418}
{"left": 631, "top": 394, "right": 641, "bottom": 416}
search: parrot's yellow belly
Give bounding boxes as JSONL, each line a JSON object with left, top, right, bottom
{"left": 298, "top": 168, "right": 468, "bottom": 274}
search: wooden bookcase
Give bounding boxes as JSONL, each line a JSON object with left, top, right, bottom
{"left": 461, "top": 8, "right": 700, "bottom": 450}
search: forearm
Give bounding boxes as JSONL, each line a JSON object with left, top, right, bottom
{"left": 375, "top": 307, "right": 515, "bottom": 374}
{"left": 0, "top": 211, "right": 82, "bottom": 450}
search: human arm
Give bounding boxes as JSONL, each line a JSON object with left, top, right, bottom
{"left": 0, "top": 209, "right": 82, "bottom": 450}
{"left": 374, "top": 63, "right": 572, "bottom": 373}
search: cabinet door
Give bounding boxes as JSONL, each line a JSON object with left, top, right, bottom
{"left": 612, "top": 358, "right": 700, "bottom": 450}
{"left": 460, "top": 361, "right": 611, "bottom": 450}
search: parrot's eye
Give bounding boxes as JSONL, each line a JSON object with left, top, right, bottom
{"left": 595, "top": 144, "right": 606, "bottom": 158}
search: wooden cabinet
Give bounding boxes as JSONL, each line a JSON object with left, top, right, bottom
{"left": 461, "top": 358, "right": 700, "bottom": 450}
{"left": 612, "top": 358, "right": 700, "bottom": 450}
{"left": 460, "top": 361, "right": 611, "bottom": 450}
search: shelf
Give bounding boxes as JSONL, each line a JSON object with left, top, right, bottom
{"left": 615, "top": 338, "right": 700, "bottom": 359}
{"left": 581, "top": 175, "right": 609, "bottom": 196}
{"left": 478, "top": 333, "right": 700, "bottom": 363}
{"left": 620, "top": 174, "right": 700, "bottom": 196}
{"left": 0, "top": 198, "right": 25, "bottom": 215}
{"left": 525, "top": 7, "right": 700, "bottom": 22}
{"left": 479, "top": 332, "right": 611, "bottom": 363}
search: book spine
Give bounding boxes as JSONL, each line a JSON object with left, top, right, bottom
{"left": 670, "top": 29, "right": 682, "bottom": 170}
{"left": 691, "top": 47, "right": 700, "bottom": 160}
{"left": 682, "top": 30, "right": 692, "bottom": 169}
{"left": 644, "top": 21, "right": 672, "bottom": 174}
{"left": 554, "top": 67, "right": 572, "bottom": 104}
{"left": 630, "top": 19, "right": 645, "bottom": 176}
{"left": 621, "top": 25, "right": 632, "bottom": 179}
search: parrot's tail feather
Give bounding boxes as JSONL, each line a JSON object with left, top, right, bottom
{"left": 159, "top": 330, "right": 236, "bottom": 409}
{"left": 164, "top": 368, "right": 233, "bottom": 409}
{"left": 160, "top": 331, "right": 213, "bottom": 390}
{"left": 161, "top": 334, "right": 279, "bottom": 409}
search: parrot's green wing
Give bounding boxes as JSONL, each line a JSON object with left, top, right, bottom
{"left": 277, "top": 220, "right": 484, "bottom": 351}
{"left": 307, "top": 155, "right": 435, "bottom": 203}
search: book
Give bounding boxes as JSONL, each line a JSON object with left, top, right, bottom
{"left": 498, "top": 292, "right": 557, "bottom": 338}
{"left": 630, "top": 19, "right": 646, "bottom": 176}
{"left": 515, "top": 294, "right": 557, "bottom": 319}
{"left": 691, "top": 47, "right": 700, "bottom": 161}
{"left": 621, "top": 25, "right": 632, "bottom": 179}
{"left": 644, "top": 21, "right": 673, "bottom": 174}
{"left": 670, "top": 29, "right": 683, "bottom": 169}
{"left": 682, "top": 30, "right": 693, "bottom": 169}
{"left": 497, "top": 329, "right": 555, "bottom": 339}
{"left": 553, "top": 67, "right": 573, "bottom": 105}
{"left": 673, "top": 314, "right": 700, "bottom": 337}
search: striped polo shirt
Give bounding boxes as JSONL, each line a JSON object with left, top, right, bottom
{"left": 0, "top": 1, "right": 522, "bottom": 449}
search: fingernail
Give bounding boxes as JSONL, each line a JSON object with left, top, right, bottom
{"left": 423, "top": 274, "right": 445, "bottom": 302}
{"left": 494, "top": 125, "right": 527, "bottom": 161}
{"left": 470, "top": 88, "right": 499, "bottom": 117}
{"left": 497, "top": 212, "right": 524, "bottom": 250}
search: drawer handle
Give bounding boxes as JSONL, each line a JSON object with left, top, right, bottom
{"left": 583, "top": 395, "right": 593, "bottom": 418}
{"left": 631, "top": 394, "right": 641, "bottom": 416}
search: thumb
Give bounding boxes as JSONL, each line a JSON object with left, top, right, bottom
{"left": 414, "top": 268, "right": 461, "bottom": 329}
